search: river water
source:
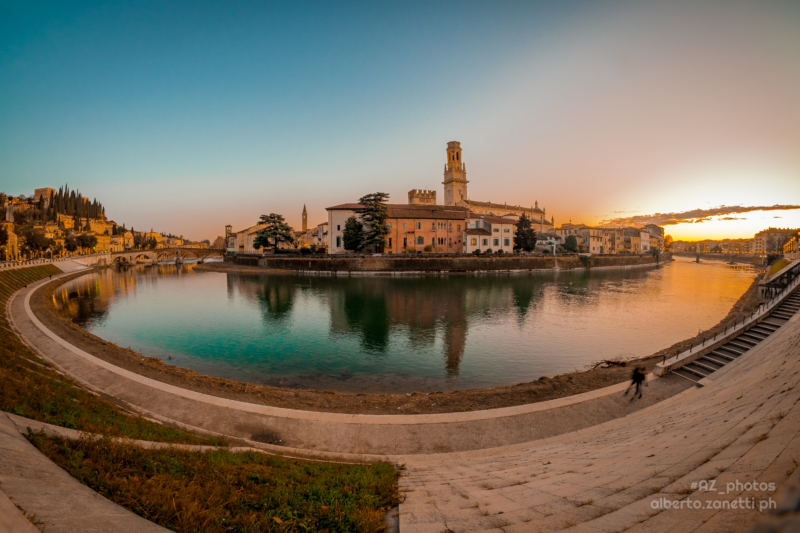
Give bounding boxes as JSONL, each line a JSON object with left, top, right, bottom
{"left": 54, "top": 257, "right": 757, "bottom": 393}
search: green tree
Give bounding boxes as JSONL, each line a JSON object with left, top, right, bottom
{"left": 650, "top": 246, "right": 661, "bottom": 264}
{"left": 513, "top": 213, "right": 537, "bottom": 252}
{"left": 342, "top": 216, "right": 365, "bottom": 252}
{"left": 564, "top": 235, "right": 578, "bottom": 253}
{"left": 65, "top": 236, "right": 78, "bottom": 252}
{"left": 0, "top": 226, "right": 7, "bottom": 248}
{"left": 354, "top": 192, "right": 390, "bottom": 252}
{"left": 77, "top": 233, "right": 97, "bottom": 250}
{"left": 253, "top": 214, "right": 295, "bottom": 253}
{"left": 22, "top": 230, "right": 52, "bottom": 256}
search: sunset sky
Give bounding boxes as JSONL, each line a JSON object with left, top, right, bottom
{"left": 1, "top": 0, "right": 799, "bottom": 241}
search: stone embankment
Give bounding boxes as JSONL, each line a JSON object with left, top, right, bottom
{"left": 673, "top": 251, "right": 764, "bottom": 266}
{"left": 231, "top": 252, "right": 672, "bottom": 273}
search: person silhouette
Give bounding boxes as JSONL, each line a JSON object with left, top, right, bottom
{"left": 625, "top": 367, "right": 647, "bottom": 400}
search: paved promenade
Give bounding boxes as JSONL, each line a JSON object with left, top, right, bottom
{"left": 396, "top": 301, "right": 800, "bottom": 532}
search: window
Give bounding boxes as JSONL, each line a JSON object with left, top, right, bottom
{"left": 337, "top": 225, "right": 340, "bottom": 231}
{"left": 449, "top": 223, "right": 452, "bottom": 232}
{"left": 449, "top": 238, "right": 452, "bottom": 246}
{"left": 431, "top": 237, "right": 435, "bottom": 246}
{"left": 417, "top": 236, "right": 424, "bottom": 245}
{"left": 416, "top": 222, "right": 422, "bottom": 230}
{"left": 403, "top": 222, "right": 407, "bottom": 229}
{"left": 432, "top": 222, "right": 435, "bottom": 231}
{"left": 336, "top": 236, "right": 341, "bottom": 247}
{"left": 388, "top": 222, "right": 392, "bottom": 230}
{"left": 493, "top": 228, "right": 499, "bottom": 233}
{"left": 403, "top": 237, "right": 407, "bottom": 247}
{"left": 504, "top": 239, "right": 510, "bottom": 246}
{"left": 504, "top": 228, "right": 510, "bottom": 233}
{"left": 483, "top": 239, "right": 488, "bottom": 246}
{"left": 494, "top": 239, "right": 499, "bottom": 246}
{"left": 389, "top": 238, "right": 392, "bottom": 248}
{"left": 471, "top": 238, "right": 477, "bottom": 246}
{"left": 457, "top": 224, "right": 461, "bottom": 232}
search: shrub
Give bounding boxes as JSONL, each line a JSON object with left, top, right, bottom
{"left": 543, "top": 249, "right": 550, "bottom": 254}
{"left": 405, "top": 247, "right": 416, "bottom": 253}
{"left": 424, "top": 245, "right": 433, "bottom": 252}
{"left": 472, "top": 249, "right": 481, "bottom": 255}
{"left": 299, "top": 247, "right": 311, "bottom": 255}
{"left": 496, "top": 249, "right": 504, "bottom": 255}
{"left": 485, "top": 248, "right": 493, "bottom": 254}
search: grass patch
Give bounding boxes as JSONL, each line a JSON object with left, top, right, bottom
{"left": 769, "top": 259, "right": 790, "bottom": 277}
{"left": 27, "top": 432, "right": 399, "bottom": 533}
{"left": 0, "top": 267, "right": 221, "bottom": 445}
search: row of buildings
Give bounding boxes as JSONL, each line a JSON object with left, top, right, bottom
{"left": 671, "top": 228, "right": 800, "bottom": 255}
{"left": 226, "top": 141, "right": 666, "bottom": 256}
{"left": 1, "top": 190, "right": 218, "bottom": 261}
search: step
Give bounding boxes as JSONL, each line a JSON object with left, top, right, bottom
{"left": 773, "top": 311, "right": 795, "bottom": 318}
{"left": 762, "top": 320, "right": 786, "bottom": 328}
{"left": 739, "top": 333, "right": 764, "bottom": 343}
{"left": 742, "top": 330, "right": 767, "bottom": 340}
{"left": 728, "top": 341, "right": 753, "bottom": 352}
{"left": 751, "top": 326, "right": 777, "bottom": 336}
{"left": 694, "top": 358, "right": 724, "bottom": 372}
{"left": 721, "top": 344, "right": 745, "bottom": 355}
{"left": 679, "top": 365, "right": 708, "bottom": 379}
{"left": 757, "top": 322, "right": 779, "bottom": 331}
{"left": 684, "top": 363, "right": 712, "bottom": 376}
{"left": 711, "top": 350, "right": 737, "bottom": 362}
{"left": 704, "top": 353, "right": 732, "bottom": 366}
{"left": 672, "top": 368, "right": 701, "bottom": 383}
{"left": 733, "top": 336, "right": 758, "bottom": 347}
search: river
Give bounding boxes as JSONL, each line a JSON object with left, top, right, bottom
{"left": 54, "top": 257, "right": 757, "bottom": 393}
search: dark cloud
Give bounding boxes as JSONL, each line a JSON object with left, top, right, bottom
{"left": 599, "top": 205, "right": 800, "bottom": 227}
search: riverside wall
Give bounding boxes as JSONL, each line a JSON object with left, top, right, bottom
{"left": 672, "top": 251, "right": 764, "bottom": 266}
{"left": 231, "top": 252, "right": 672, "bottom": 273}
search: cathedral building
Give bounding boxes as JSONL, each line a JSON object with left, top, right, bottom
{"left": 421, "top": 141, "right": 554, "bottom": 233}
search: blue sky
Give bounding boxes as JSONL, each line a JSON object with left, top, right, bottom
{"left": 1, "top": 0, "right": 799, "bottom": 240}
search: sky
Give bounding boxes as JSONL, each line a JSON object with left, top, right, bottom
{"left": 1, "top": 0, "right": 799, "bottom": 242}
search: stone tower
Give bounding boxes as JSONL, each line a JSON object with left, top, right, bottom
{"left": 442, "top": 141, "right": 468, "bottom": 206}
{"left": 302, "top": 205, "right": 308, "bottom": 232}
{"left": 408, "top": 189, "right": 437, "bottom": 205}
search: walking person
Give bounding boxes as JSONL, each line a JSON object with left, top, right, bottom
{"left": 625, "top": 367, "right": 647, "bottom": 400}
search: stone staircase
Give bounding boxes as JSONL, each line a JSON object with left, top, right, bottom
{"left": 673, "top": 290, "right": 800, "bottom": 384}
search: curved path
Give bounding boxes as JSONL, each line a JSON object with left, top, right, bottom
{"left": 10, "top": 272, "right": 691, "bottom": 457}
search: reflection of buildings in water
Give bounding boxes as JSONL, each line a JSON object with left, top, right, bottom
{"left": 56, "top": 264, "right": 192, "bottom": 326}
{"left": 323, "top": 276, "right": 544, "bottom": 375}
{"left": 226, "top": 275, "right": 296, "bottom": 323}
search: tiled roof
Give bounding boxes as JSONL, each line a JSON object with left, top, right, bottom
{"left": 467, "top": 200, "right": 546, "bottom": 214}
{"left": 464, "top": 228, "right": 492, "bottom": 236}
{"left": 327, "top": 203, "right": 470, "bottom": 220}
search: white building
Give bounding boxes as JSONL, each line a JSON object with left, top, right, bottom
{"left": 463, "top": 215, "right": 516, "bottom": 253}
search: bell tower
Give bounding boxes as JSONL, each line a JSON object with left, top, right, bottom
{"left": 442, "top": 141, "right": 468, "bottom": 206}
{"left": 302, "top": 204, "right": 308, "bottom": 232}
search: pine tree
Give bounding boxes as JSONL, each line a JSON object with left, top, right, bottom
{"left": 354, "top": 192, "right": 390, "bottom": 252}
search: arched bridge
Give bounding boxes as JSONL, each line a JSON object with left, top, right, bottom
{"left": 110, "top": 247, "right": 224, "bottom": 266}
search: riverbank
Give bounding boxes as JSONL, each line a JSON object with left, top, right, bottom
{"left": 211, "top": 251, "right": 672, "bottom": 274}
{"left": 29, "top": 264, "right": 762, "bottom": 415}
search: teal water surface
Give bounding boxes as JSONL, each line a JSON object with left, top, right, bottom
{"left": 55, "top": 257, "right": 757, "bottom": 393}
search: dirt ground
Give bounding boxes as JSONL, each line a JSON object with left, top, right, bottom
{"left": 30, "top": 265, "right": 763, "bottom": 415}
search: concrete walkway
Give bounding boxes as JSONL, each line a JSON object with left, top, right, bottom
{"left": 9, "top": 274, "right": 691, "bottom": 457}
{"left": 0, "top": 412, "right": 168, "bottom": 533}
{"left": 396, "top": 298, "right": 800, "bottom": 532}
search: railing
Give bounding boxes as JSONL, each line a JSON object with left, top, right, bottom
{"left": 0, "top": 252, "right": 111, "bottom": 270}
{"left": 656, "top": 260, "right": 800, "bottom": 376}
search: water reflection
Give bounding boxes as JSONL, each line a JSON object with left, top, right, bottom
{"left": 54, "top": 259, "right": 757, "bottom": 393}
